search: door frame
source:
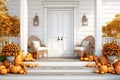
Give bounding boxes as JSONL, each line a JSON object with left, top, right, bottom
{"left": 47, "top": 8, "right": 74, "bottom": 57}
{"left": 43, "top": 2, "right": 79, "bottom": 57}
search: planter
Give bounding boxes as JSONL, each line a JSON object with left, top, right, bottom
{"left": 7, "top": 56, "right": 15, "bottom": 63}
{"left": 107, "top": 55, "right": 117, "bottom": 63}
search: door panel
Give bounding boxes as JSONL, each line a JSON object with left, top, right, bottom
{"left": 48, "top": 8, "right": 73, "bottom": 57}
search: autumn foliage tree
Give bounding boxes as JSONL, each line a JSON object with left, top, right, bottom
{"left": 102, "top": 13, "right": 120, "bottom": 37}
{"left": 0, "top": 0, "right": 20, "bottom": 37}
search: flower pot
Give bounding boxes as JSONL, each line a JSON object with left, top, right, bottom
{"left": 7, "top": 56, "right": 15, "bottom": 63}
{"left": 107, "top": 55, "right": 117, "bottom": 63}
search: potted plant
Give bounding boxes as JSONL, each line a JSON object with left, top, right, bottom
{"left": 1, "top": 43, "right": 20, "bottom": 63}
{"left": 102, "top": 42, "right": 120, "bottom": 63}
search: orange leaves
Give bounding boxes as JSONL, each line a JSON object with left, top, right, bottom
{"left": 102, "top": 42, "right": 120, "bottom": 56}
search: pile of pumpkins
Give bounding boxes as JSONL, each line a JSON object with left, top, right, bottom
{"left": 24, "top": 53, "right": 34, "bottom": 61}
{"left": 0, "top": 51, "right": 38, "bottom": 75}
{"left": 85, "top": 55, "right": 120, "bottom": 75}
{"left": 0, "top": 51, "right": 27, "bottom": 75}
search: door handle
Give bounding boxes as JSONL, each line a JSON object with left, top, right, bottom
{"left": 57, "top": 36, "right": 60, "bottom": 41}
{"left": 61, "top": 36, "right": 63, "bottom": 41}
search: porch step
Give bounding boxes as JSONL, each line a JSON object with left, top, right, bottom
{"left": 27, "top": 66, "right": 96, "bottom": 75}
{"left": 23, "top": 61, "right": 95, "bottom": 67}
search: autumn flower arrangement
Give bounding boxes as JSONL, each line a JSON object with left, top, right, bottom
{"left": 0, "top": 0, "right": 20, "bottom": 37}
{"left": 102, "top": 42, "right": 120, "bottom": 56}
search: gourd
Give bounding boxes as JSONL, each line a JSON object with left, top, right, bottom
{"left": 4, "top": 60, "right": 10, "bottom": 68}
{"left": 93, "top": 55, "right": 98, "bottom": 61}
{"left": 0, "top": 65, "right": 5, "bottom": 71}
{"left": 100, "top": 65, "right": 108, "bottom": 73}
{"left": 107, "top": 67, "right": 114, "bottom": 73}
{"left": 115, "top": 63, "right": 120, "bottom": 74}
{"left": 14, "top": 53, "right": 22, "bottom": 66}
{"left": 99, "top": 56, "right": 109, "bottom": 65}
{"left": 88, "top": 54, "right": 94, "bottom": 61}
{"left": 10, "top": 65, "right": 22, "bottom": 74}
{"left": 0, "top": 68, "right": 7, "bottom": 75}
{"left": 19, "top": 69, "right": 24, "bottom": 74}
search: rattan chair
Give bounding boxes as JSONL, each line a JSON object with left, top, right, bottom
{"left": 74, "top": 35, "right": 95, "bottom": 58}
{"left": 28, "top": 35, "right": 48, "bottom": 59}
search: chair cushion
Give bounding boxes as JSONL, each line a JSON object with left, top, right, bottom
{"left": 37, "top": 47, "right": 48, "bottom": 50}
{"left": 74, "top": 47, "right": 85, "bottom": 50}
{"left": 81, "top": 41, "right": 89, "bottom": 47}
{"left": 32, "top": 41, "right": 41, "bottom": 48}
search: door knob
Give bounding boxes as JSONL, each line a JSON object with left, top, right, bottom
{"left": 57, "top": 36, "right": 60, "bottom": 41}
{"left": 61, "top": 36, "right": 63, "bottom": 40}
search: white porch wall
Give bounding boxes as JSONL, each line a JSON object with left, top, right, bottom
{"left": 6, "top": 0, "right": 120, "bottom": 55}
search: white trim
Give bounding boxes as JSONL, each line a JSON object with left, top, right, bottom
{"left": 94, "top": 0, "right": 102, "bottom": 56}
{"left": 20, "top": 0, "right": 28, "bottom": 56}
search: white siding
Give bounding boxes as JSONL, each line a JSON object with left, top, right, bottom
{"left": 7, "top": 0, "right": 120, "bottom": 45}
{"left": 102, "top": 0, "right": 120, "bottom": 26}
{"left": 7, "top": 0, "right": 20, "bottom": 17}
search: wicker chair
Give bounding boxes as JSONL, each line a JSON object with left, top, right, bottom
{"left": 74, "top": 35, "right": 95, "bottom": 58}
{"left": 28, "top": 35, "right": 48, "bottom": 59}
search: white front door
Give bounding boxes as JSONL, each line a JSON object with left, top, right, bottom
{"left": 48, "top": 8, "right": 73, "bottom": 57}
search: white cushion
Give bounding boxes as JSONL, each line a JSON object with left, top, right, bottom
{"left": 37, "top": 47, "right": 48, "bottom": 50}
{"left": 74, "top": 47, "right": 85, "bottom": 50}
{"left": 32, "top": 41, "right": 41, "bottom": 48}
{"left": 81, "top": 41, "right": 89, "bottom": 47}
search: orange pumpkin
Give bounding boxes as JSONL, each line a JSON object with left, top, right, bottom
{"left": 94, "top": 69, "right": 99, "bottom": 73}
{"left": 107, "top": 67, "right": 114, "bottom": 73}
{"left": 93, "top": 55, "right": 98, "bottom": 61}
{"left": 88, "top": 55, "right": 94, "bottom": 61}
{"left": 4, "top": 60, "right": 10, "bottom": 68}
{"left": 0, "top": 65, "right": 5, "bottom": 71}
{"left": 19, "top": 69, "right": 24, "bottom": 74}
{"left": 99, "top": 56, "right": 109, "bottom": 65}
{"left": 100, "top": 65, "right": 108, "bottom": 73}
{"left": 10, "top": 65, "right": 22, "bottom": 74}
{"left": 115, "top": 64, "right": 120, "bottom": 74}
{"left": 0, "top": 68, "right": 7, "bottom": 75}
{"left": 14, "top": 54, "right": 22, "bottom": 66}
{"left": 113, "top": 60, "right": 120, "bottom": 68}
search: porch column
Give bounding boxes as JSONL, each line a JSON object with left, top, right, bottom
{"left": 20, "top": 0, "right": 28, "bottom": 56}
{"left": 94, "top": 0, "right": 102, "bottom": 56}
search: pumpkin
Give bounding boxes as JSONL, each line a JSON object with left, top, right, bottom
{"left": 0, "top": 68, "right": 7, "bottom": 75}
{"left": 7, "top": 67, "right": 11, "bottom": 73}
{"left": 107, "top": 67, "right": 114, "bottom": 73}
{"left": 113, "top": 60, "right": 120, "bottom": 68}
{"left": 100, "top": 71, "right": 105, "bottom": 74}
{"left": 93, "top": 55, "right": 98, "bottom": 61}
{"left": 115, "top": 63, "right": 120, "bottom": 74}
{"left": 4, "top": 60, "right": 10, "bottom": 68}
{"left": 96, "top": 62, "right": 101, "bottom": 67}
{"left": 0, "top": 65, "right": 5, "bottom": 71}
{"left": 100, "top": 65, "right": 108, "bottom": 73}
{"left": 83, "top": 57, "right": 89, "bottom": 61}
{"left": 94, "top": 69, "right": 99, "bottom": 73}
{"left": 14, "top": 54, "right": 22, "bottom": 66}
{"left": 88, "top": 54, "right": 94, "bottom": 61}
{"left": 10, "top": 65, "right": 22, "bottom": 74}
{"left": 19, "top": 69, "right": 24, "bottom": 74}
{"left": 99, "top": 56, "right": 109, "bottom": 65}
{"left": 80, "top": 57, "right": 84, "bottom": 61}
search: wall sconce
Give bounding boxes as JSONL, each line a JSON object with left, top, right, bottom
{"left": 33, "top": 13, "right": 39, "bottom": 26}
{"left": 82, "top": 14, "right": 88, "bottom": 26}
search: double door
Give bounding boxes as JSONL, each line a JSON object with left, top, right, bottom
{"left": 48, "top": 8, "right": 73, "bottom": 57}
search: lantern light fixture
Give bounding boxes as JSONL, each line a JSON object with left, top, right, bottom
{"left": 82, "top": 13, "right": 88, "bottom": 26}
{"left": 33, "top": 13, "right": 39, "bottom": 26}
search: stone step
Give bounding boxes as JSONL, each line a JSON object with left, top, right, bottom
{"left": 23, "top": 61, "right": 95, "bottom": 67}
{"left": 27, "top": 66, "right": 97, "bottom": 75}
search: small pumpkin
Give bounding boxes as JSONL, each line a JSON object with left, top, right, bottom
{"left": 83, "top": 57, "right": 89, "bottom": 61}
{"left": 19, "top": 69, "right": 24, "bottom": 74}
{"left": 113, "top": 60, "right": 120, "bottom": 68}
{"left": 115, "top": 63, "right": 120, "bottom": 74}
{"left": 10, "top": 65, "right": 22, "bottom": 74}
{"left": 88, "top": 54, "right": 94, "bottom": 61}
{"left": 4, "top": 60, "right": 10, "bottom": 68}
{"left": 100, "top": 65, "right": 108, "bottom": 73}
{"left": 107, "top": 67, "right": 114, "bottom": 73}
{"left": 0, "top": 65, "right": 6, "bottom": 71}
{"left": 93, "top": 55, "right": 98, "bottom": 61}
{"left": 80, "top": 57, "right": 84, "bottom": 61}
{"left": 0, "top": 68, "right": 7, "bottom": 75}
{"left": 94, "top": 69, "right": 99, "bottom": 73}
{"left": 99, "top": 56, "right": 109, "bottom": 65}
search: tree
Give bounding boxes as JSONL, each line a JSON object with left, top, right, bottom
{"left": 102, "top": 13, "right": 120, "bottom": 38}
{"left": 0, "top": 0, "right": 20, "bottom": 37}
